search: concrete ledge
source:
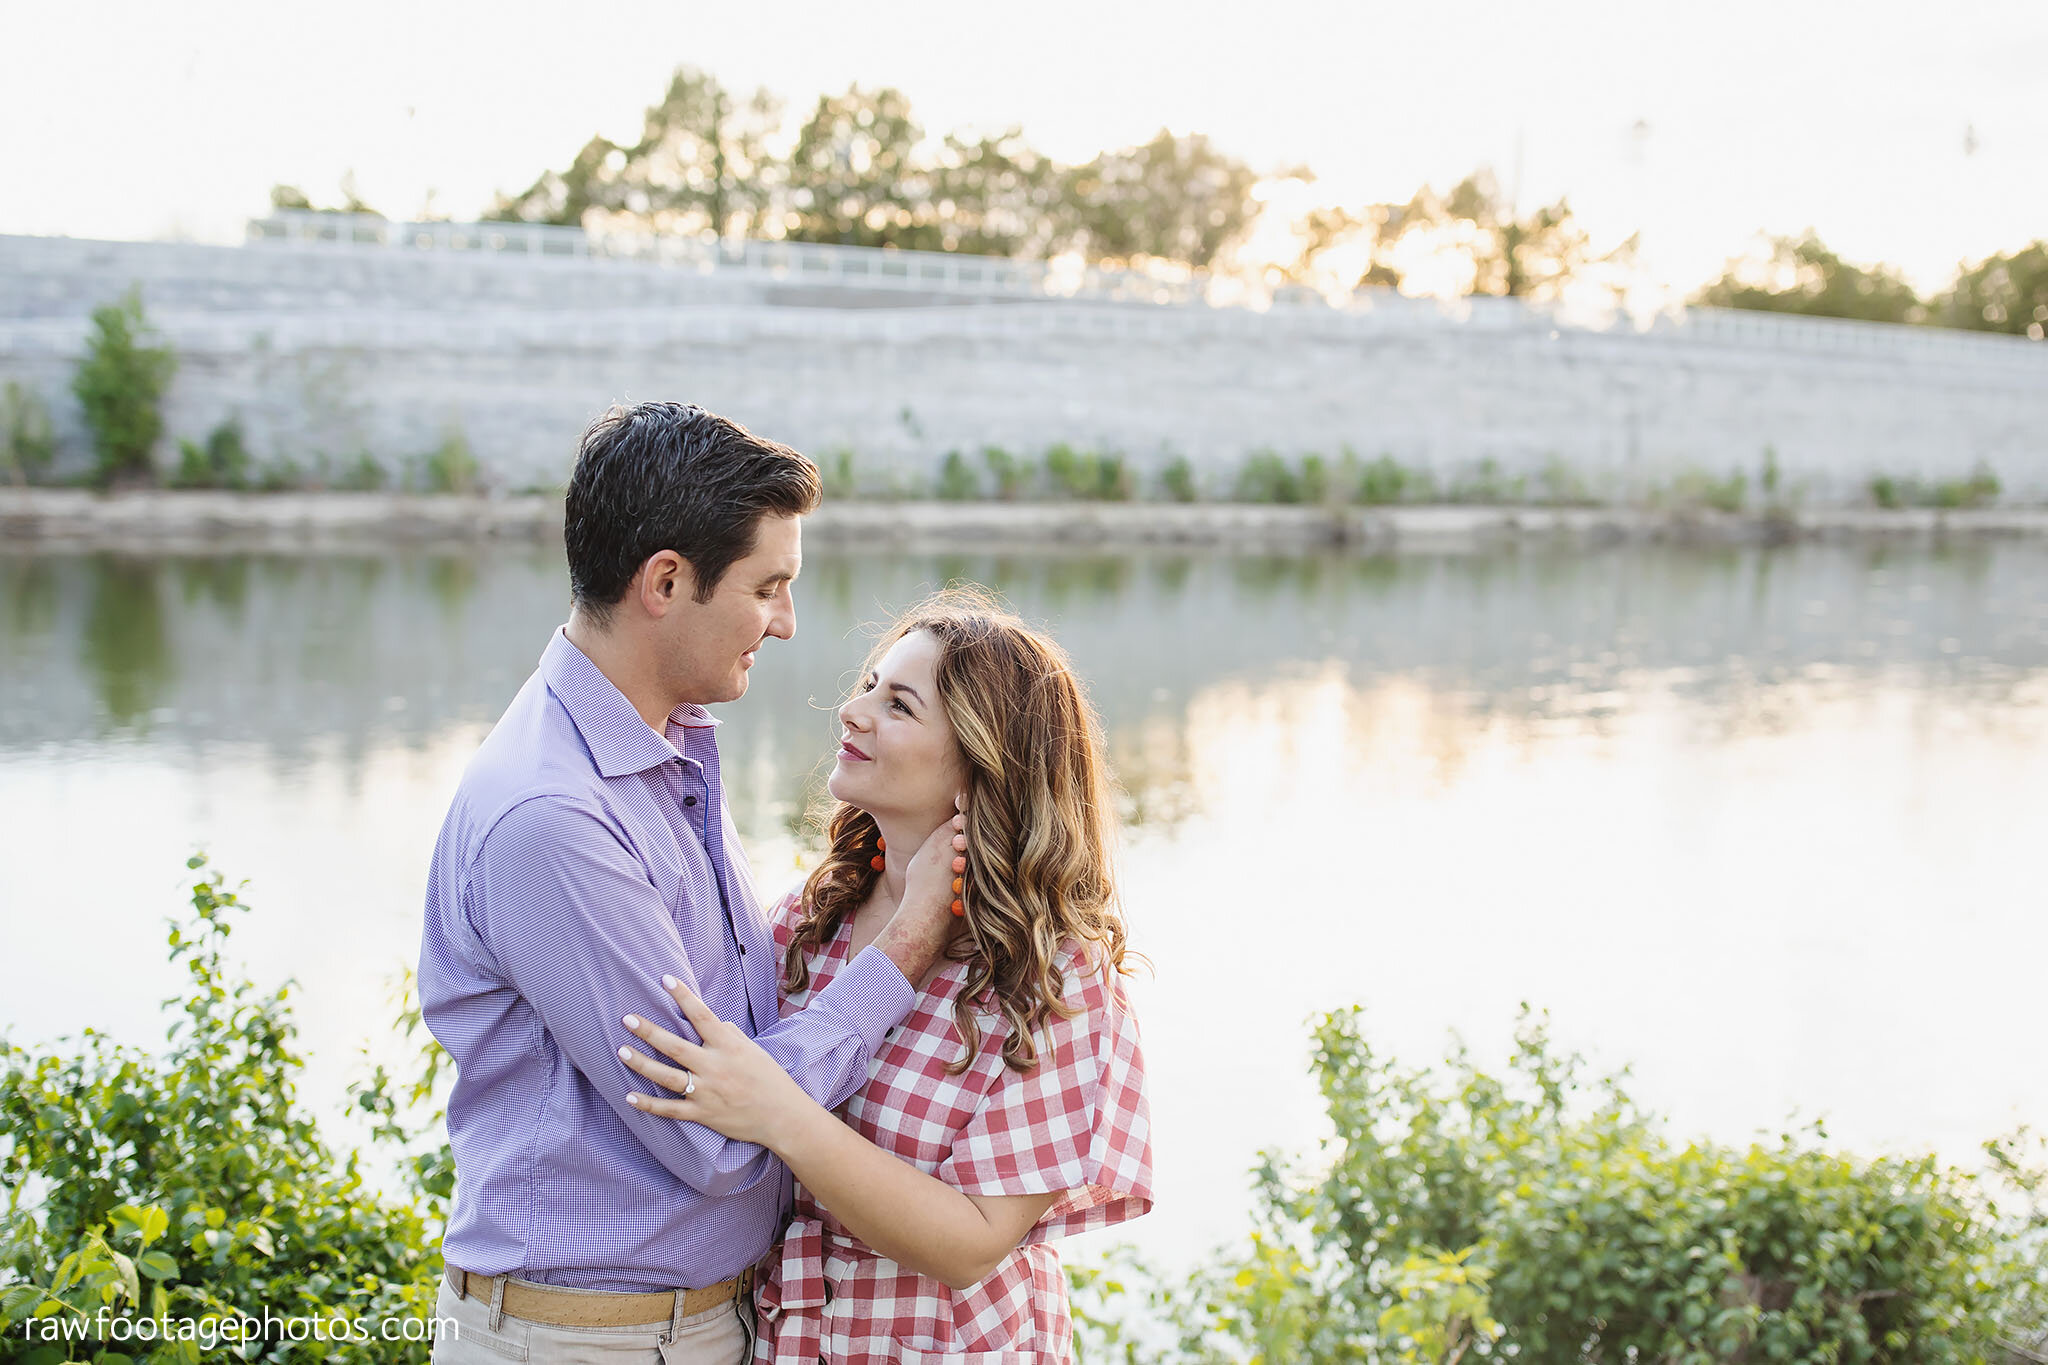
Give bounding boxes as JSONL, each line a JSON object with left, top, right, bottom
{"left": 6, "top": 488, "right": 2048, "bottom": 552}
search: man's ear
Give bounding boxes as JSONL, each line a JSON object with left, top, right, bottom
{"left": 635, "top": 550, "right": 699, "bottom": 618}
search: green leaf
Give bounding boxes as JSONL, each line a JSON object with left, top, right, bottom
{"left": 136, "top": 1206, "right": 169, "bottom": 1248}
{"left": 136, "top": 1251, "right": 180, "bottom": 1281}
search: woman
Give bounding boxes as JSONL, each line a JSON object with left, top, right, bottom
{"left": 619, "top": 588, "right": 1152, "bottom": 1362}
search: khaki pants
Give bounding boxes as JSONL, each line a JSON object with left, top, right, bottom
{"left": 430, "top": 1277, "right": 752, "bottom": 1365}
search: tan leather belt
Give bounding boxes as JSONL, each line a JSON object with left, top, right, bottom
{"left": 445, "top": 1266, "right": 744, "bottom": 1328}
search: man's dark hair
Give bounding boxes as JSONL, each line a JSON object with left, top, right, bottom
{"left": 564, "top": 402, "right": 821, "bottom": 625}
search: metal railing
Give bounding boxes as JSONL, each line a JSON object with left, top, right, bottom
{"left": 247, "top": 211, "right": 1213, "bottom": 307}
{"left": 226, "top": 209, "right": 2048, "bottom": 369}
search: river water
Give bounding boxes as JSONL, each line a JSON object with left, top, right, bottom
{"left": 3, "top": 540, "right": 2044, "bottom": 1265}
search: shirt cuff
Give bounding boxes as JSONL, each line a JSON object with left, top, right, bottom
{"left": 810, "top": 945, "right": 918, "bottom": 1056}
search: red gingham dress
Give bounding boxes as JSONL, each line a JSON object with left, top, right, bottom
{"left": 753, "top": 889, "right": 1154, "bottom": 1363}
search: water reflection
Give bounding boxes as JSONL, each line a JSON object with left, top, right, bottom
{"left": 6, "top": 541, "right": 2047, "bottom": 814}
{"left": 3, "top": 541, "right": 2045, "bottom": 1260}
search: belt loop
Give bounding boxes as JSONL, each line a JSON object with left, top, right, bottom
{"left": 451, "top": 1267, "right": 467, "bottom": 1301}
{"left": 735, "top": 1269, "right": 756, "bottom": 1359}
{"left": 663, "top": 1283, "right": 687, "bottom": 1345}
{"left": 487, "top": 1275, "right": 507, "bottom": 1334}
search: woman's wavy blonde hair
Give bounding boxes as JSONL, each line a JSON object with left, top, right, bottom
{"left": 782, "top": 586, "right": 1131, "bottom": 1074}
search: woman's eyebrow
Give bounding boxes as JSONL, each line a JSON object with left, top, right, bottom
{"left": 888, "top": 682, "right": 925, "bottom": 707}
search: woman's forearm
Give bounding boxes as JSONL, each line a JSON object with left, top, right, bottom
{"left": 770, "top": 1103, "right": 1052, "bottom": 1290}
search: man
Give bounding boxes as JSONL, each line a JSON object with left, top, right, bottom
{"left": 418, "top": 402, "right": 958, "bottom": 1364}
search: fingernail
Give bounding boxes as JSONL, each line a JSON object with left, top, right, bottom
{"left": 619, "top": 1046, "right": 634, "bottom": 1061}
{"left": 623, "top": 1015, "right": 640, "bottom": 1030}
{"left": 627, "top": 1093, "right": 643, "bottom": 1107}
{"left": 661, "top": 975, "right": 679, "bottom": 990}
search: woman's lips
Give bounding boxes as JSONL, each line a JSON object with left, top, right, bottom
{"left": 838, "top": 740, "right": 871, "bottom": 761}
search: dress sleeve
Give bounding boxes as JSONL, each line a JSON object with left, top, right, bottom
{"left": 936, "top": 950, "right": 1155, "bottom": 1243}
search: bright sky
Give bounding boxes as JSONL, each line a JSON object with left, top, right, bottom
{"left": 6, "top": 0, "right": 2044, "bottom": 294}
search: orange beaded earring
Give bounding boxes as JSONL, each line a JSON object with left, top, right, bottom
{"left": 870, "top": 834, "right": 886, "bottom": 873}
{"left": 950, "top": 849, "right": 966, "bottom": 917}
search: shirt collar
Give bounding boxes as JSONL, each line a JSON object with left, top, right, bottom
{"left": 540, "top": 627, "right": 720, "bottom": 779}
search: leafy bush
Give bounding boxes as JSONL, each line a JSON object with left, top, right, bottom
{"left": 1235, "top": 449, "right": 1305, "bottom": 504}
{"left": 1044, "top": 444, "right": 1131, "bottom": 501}
{"left": 982, "top": 445, "right": 1034, "bottom": 500}
{"left": 2, "top": 382, "right": 55, "bottom": 486}
{"left": 332, "top": 453, "right": 390, "bottom": 493}
{"left": 1158, "top": 455, "right": 1199, "bottom": 503}
{"left": 170, "top": 419, "right": 251, "bottom": 490}
{"left": 936, "top": 449, "right": 980, "bottom": 500}
{"left": 415, "top": 430, "right": 478, "bottom": 495}
{"left": 1668, "top": 466, "right": 1749, "bottom": 514}
{"left": 1073, "top": 1009, "right": 2048, "bottom": 1365}
{"left": 72, "top": 291, "right": 177, "bottom": 487}
{"left": 0, "top": 858, "right": 450, "bottom": 1363}
{"left": 1356, "top": 454, "right": 1418, "bottom": 506}
{"left": 820, "top": 448, "right": 857, "bottom": 500}
{"left": 1867, "top": 466, "right": 2001, "bottom": 512}
{"left": 1446, "top": 458, "right": 1526, "bottom": 505}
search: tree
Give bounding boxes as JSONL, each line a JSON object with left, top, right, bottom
{"left": 1933, "top": 240, "right": 2048, "bottom": 337}
{"left": 782, "top": 85, "right": 937, "bottom": 248}
{"left": 487, "top": 134, "right": 624, "bottom": 227}
{"left": 1693, "top": 232, "right": 1923, "bottom": 324}
{"left": 72, "top": 290, "right": 176, "bottom": 487}
{"left": 1285, "top": 170, "right": 1631, "bottom": 299}
{"left": 488, "top": 67, "right": 779, "bottom": 238}
{"left": 1398, "top": 170, "right": 1631, "bottom": 299}
{"left": 927, "top": 130, "right": 1065, "bottom": 258}
{"left": 1056, "top": 130, "right": 1258, "bottom": 269}
{"left": 1282, "top": 202, "right": 1404, "bottom": 289}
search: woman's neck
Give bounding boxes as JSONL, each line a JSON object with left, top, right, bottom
{"left": 869, "top": 810, "right": 950, "bottom": 910}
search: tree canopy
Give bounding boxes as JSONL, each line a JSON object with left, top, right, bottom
{"left": 1693, "top": 232, "right": 1924, "bottom": 324}
{"left": 488, "top": 68, "right": 1261, "bottom": 269}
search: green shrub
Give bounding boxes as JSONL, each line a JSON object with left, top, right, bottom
{"left": 1158, "top": 455, "right": 1198, "bottom": 503}
{"left": 1235, "top": 449, "right": 1303, "bottom": 504}
{"left": 1536, "top": 454, "right": 1592, "bottom": 506}
{"left": 1043, "top": 443, "right": 1131, "bottom": 501}
{"left": 333, "top": 452, "right": 390, "bottom": 492}
{"left": 0, "top": 857, "right": 450, "bottom": 1362}
{"left": 821, "top": 448, "right": 857, "bottom": 500}
{"left": 982, "top": 445, "right": 1033, "bottom": 501}
{"left": 256, "top": 456, "right": 305, "bottom": 492}
{"left": 1669, "top": 466, "right": 1748, "bottom": 514}
{"left": 935, "top": 450, "right": 980, "bottom": 500}
{"left": 2, "top": 382, "right": 55, "bottom": 485}
{"left": 1936, "top": 464, "right": 2001, "bottom": 510}
{"left": 72, "top": 290, "right": 177, "bottom": 487}
{"left": 416, "top": 430, "right": 477, "bottom": 495}
{"left": 1356, "top": 454, "right": 1416, "bottom": 506}
{"left": 1072, "top": 1009, "right": 2048, "bottom": 1365}
{"left": 1446, "top": 457, "right": 1525, "bottom": 505}
{"left": 1298, "top": 453, "right": 1331, "bottom": 505}
{"left": 1866, "top": 467, "right": 2000, "bottom": 513}
{"left": 170, "top": 419, "right": 251, "bottom": 490}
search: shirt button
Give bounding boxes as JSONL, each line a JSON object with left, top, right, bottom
{"left": 684, "top": 796, "right": 697, "bottom": 806}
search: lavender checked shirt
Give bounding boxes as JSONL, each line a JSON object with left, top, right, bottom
{"left": 418, "top": 627, "right": 916, "bottom": 1290}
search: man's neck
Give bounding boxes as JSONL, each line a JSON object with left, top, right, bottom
{"left": 564, "top": 616, "right": 683, "bottom": 735}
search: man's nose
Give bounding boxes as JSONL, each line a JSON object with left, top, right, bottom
{"left": 768, "top": 592, "right": 796, "bottom": 641}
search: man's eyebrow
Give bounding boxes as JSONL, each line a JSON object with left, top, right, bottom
{"left": 756, "top": 568, "right": 797, "bottom": 586}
